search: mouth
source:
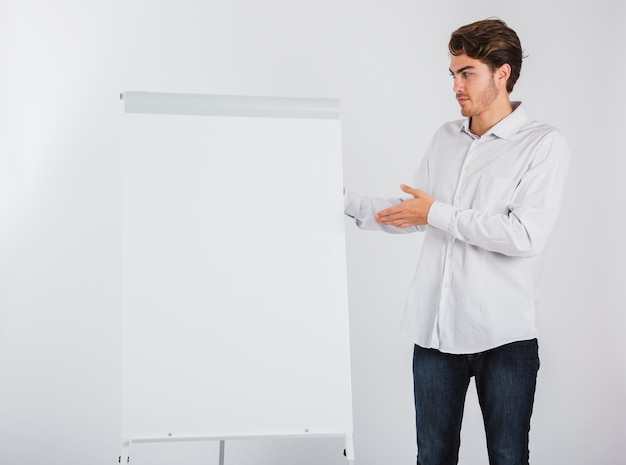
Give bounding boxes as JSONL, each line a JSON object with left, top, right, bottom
{"left": 456, "top": 96, "right": 469, "bottom": 105}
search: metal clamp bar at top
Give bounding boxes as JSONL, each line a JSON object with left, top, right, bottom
{"left": 121, "top": 91, "right": 340, "bottom": 120}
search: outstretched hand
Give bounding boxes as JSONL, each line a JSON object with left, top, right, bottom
{"left": 375, "top": 184, "right": 434, "bottom": 228}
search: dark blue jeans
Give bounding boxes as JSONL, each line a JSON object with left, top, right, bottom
{"left": 413, "top": 339, "right": 539, "bottom": 465}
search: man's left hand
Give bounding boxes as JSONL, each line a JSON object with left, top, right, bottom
{"left": 375, "top": 184, "right": 435, "bottom": 228}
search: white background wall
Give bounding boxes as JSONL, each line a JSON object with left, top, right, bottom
{"left": 0, "top": 1, "right": 624, "bottom": 464}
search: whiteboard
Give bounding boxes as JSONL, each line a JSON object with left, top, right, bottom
{"left": 121, "top": 92, "right": 353, "bottom": 442}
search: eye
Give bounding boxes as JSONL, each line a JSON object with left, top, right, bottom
{"left": 463, "top": 72, "right": 471, "bottom": 78}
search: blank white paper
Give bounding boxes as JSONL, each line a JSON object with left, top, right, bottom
{"left": 121, "top": 92, "right": 352, "bottom": 441}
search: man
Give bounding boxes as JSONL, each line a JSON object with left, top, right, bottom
{"left": 344, "top": 19, "right": 569, "bottom": 465}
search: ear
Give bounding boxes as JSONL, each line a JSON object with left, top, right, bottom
{"left": 496, "top": 63, "right": 511, "bottom": 88}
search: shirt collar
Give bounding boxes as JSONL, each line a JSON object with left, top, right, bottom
{"left": 461, "top": 101, "right": 530, "bottom": 141}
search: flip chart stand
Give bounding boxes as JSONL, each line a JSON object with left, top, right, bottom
{"left": 120, "top": 434, "right": 355, "bottom": 464}
{"left": 120, "top": 91, "right": 355, "bottom": 464}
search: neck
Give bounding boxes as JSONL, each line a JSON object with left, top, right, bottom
{"left": 470, "top": 100, "right": 514, "bottom": 137}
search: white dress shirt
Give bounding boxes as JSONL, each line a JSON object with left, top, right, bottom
{"left": 344, "top": 102, "right": 569, "bottom": 354}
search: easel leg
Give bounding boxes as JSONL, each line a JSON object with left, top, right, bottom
{"left": 344, "top": 434, "right": 355, "bottom": 464}
{"left": 219, "top": 440, "right": 225, "bottom": 465}
{"left": 120, "top": 440, "right": 131, "bottom": 464}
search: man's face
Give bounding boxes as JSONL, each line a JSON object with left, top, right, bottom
{"left": 449, "top": 54, "right": 499, "bottom": 118}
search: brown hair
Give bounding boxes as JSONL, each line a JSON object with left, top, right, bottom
{"left": 449, "top": 19, "right": 524, "bottom": 93}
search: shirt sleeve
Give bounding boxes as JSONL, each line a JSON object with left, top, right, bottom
{"left": 427, "top": 130, "right": 570, "bottom": 257}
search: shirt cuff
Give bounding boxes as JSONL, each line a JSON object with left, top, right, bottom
{"left": 427, "top": 201, "right": 457, "bottom": 231}
{"left": 343, "top": 191, "right": 362, "bottom": 218}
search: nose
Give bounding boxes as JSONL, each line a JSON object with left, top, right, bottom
{"left": 452, "top": 75, "right": 463, "bottom": 94}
